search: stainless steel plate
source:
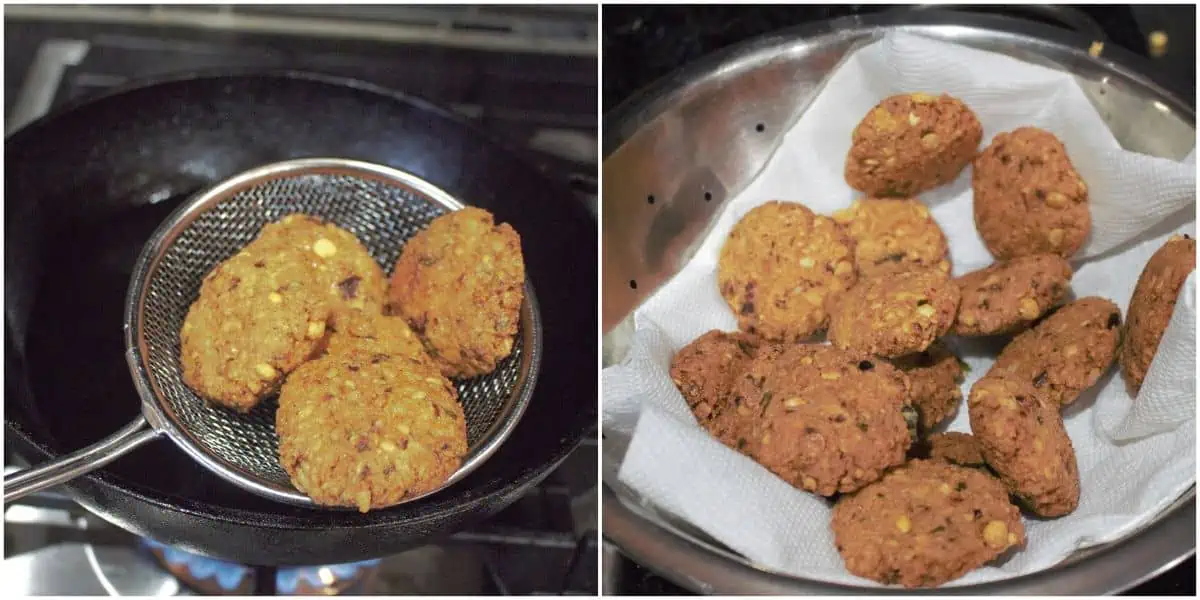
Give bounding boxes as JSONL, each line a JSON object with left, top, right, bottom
{"left": 602, "top": 14, "right": 1195, "bottom": 594}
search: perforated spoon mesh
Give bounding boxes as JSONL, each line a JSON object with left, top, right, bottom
{"left": 124, "top": 159, "right": 540, "bottom": 508}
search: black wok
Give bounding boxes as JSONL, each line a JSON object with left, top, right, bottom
{"left": 4, "top": 71, "right": 597, "bottom": 565}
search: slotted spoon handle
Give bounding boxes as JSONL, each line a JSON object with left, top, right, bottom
{"left": 4, "top": 416, "right": 160, "bottom": 502}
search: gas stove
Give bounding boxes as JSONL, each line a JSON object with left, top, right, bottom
{"left": 601, "top": 4, "right": 1195, "bottom": 596}
{"left": 5, "top": 4, "right": 597, "bottom": 210}
{"left": 3, "top": 458, "right": 597, "bottom": 595}
{"left": 4, "top": 5, "right": 597, "bottom": 595}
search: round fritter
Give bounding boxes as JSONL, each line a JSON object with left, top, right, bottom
{"left": 277, "top": 349, "right": 468, "bottom": 513}
{"left": 913, "top": 432, "right": 987, "bottom": 469}
{"left": 890, "top": 341, "right": 965, "bottom": 432}
{"left": 180, "top": 224, "right": 339, "bottom": 412}
{"left": 250, "top": 214, "right": 387, "bottom": 321}
{"left": 972, "top": 127, "right": 1091, "bottom": 260}
{"left": 669, "top": 329, "right": 761, "bottom": 449}
{"left": 1121, "top": 234, "right": 1197, "bottom": 395}
{"left": 953, "top": 254, "right": 1073, "bottom": 336}
{"left": 967, "top": 374, "right": 1080, "bottom": 517}
{"left": 832, "top": 459, "right": 1024, "bottom": 588}
{"left": 387, "top": 207, "right": 525, "bottom": 379}
{"left": 718, "top": 201, "right": 857, "bottom": 342}
{"left": 325, "top": 309, "right": 431, "bottom": 365}
{"left": 832, "top": 197, "right": 951, "bottom": 278}
{"left": 844, "top": 93, "right": 983, "bottom": 198}
{"left": 718, "top": 342, "right": 794, "bottom": 455}
{"left": 990, "top": 297, "right": 1121, "bottom": 409}
{"left": 829, "top": 270, "right": 961, "bottom": 358}
{"left": 739, "top": 344, "right": 912, "bottom": 495}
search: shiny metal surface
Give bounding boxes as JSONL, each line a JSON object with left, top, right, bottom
{"left": 1, "top": 544, "right": 186, "bottom": 596}
{"left": 603, "top": 485, "right": 1195, "bottom": 595}
{"left": 901, "top": 5, "right": 1109, "bottom": 43}
{"left": 602, "top": 13, "right": 1195, "bottom": 594}
{"left": 6, "top": 158, "right": 543, "bottom": 509}
{"left": 6, "top": 38, "right": 89, "bottom": 135}
{"left": 4, "top": 5, "right": 597, "bottom": 57}
{"left": 4, "top": 417, "right": 159, "bottom": 502}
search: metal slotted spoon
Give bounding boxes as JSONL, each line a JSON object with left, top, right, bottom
{"left": 3, "top": 158, "right": 542, "bottom": 508}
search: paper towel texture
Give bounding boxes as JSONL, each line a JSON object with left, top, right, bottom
{"left": 603, "top": 32, "right": 1197, "bottom": 586}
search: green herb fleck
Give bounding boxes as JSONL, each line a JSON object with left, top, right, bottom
{"left": 760, "top": 391, "right": 774, "bottom": 416}
{"left": 880, "top": 183, "right": 907, "bottom": 198}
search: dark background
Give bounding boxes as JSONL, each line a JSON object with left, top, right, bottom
{"left": 601, "top": 4, "right": 1196, "bottom": 596}
{"left": 603, "top": 4, "right": 1196, "bottom": 113}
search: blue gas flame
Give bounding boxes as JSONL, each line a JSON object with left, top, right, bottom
{"left": 141, "top": 539, "right": 249, "bottom": 591}
{"left": 140, "top": 538, "right": 382, "bottom": 593}
{"left": 277, "top": 560, "right": 382, "bottom": 594}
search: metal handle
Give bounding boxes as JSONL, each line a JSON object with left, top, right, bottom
{"left": 4, "top": 416, "right": 160, "bottom": 502}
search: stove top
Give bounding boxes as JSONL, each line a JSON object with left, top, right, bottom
{"left": 4, "top": 5, "right": 597, "bottom": 595}
{"left": 600, "top": 4, "right": 1195, "bottom": 596}
{"left": 5, "top": 4, "right": 598, "bottom": 209}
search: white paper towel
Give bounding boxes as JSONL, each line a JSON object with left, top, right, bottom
{"left": 602, "top": 32, "right": 1197, "bottom": 587}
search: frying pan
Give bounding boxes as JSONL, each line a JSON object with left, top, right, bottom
{"left": 5, "top": 71, "right": 597, "bottom": 565}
